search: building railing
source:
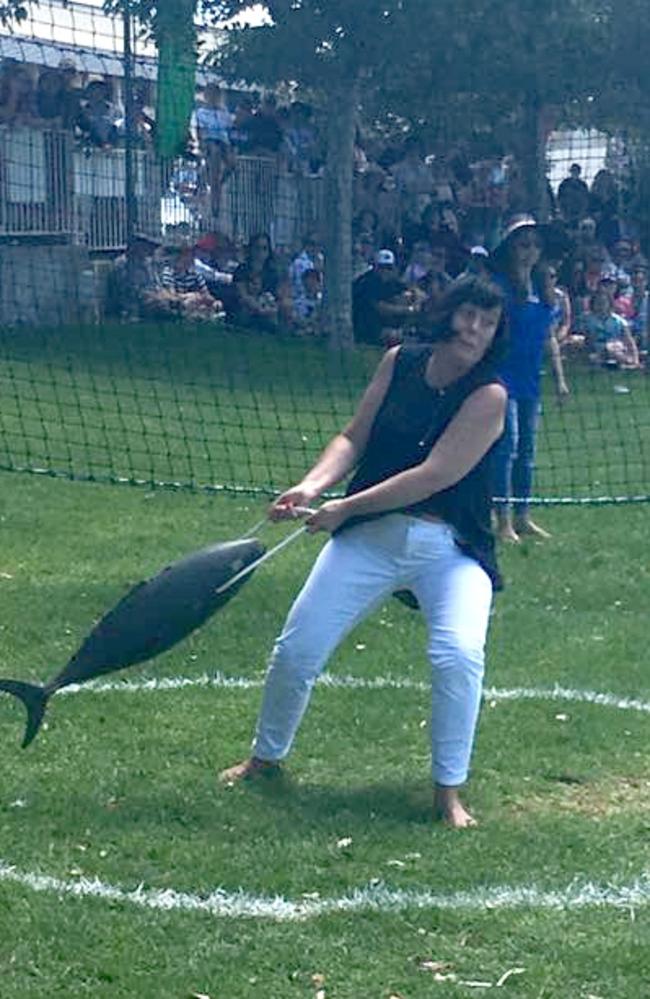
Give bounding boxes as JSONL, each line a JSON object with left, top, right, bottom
{"left": 0, "top": 124, "right": 326, "bottom": 251}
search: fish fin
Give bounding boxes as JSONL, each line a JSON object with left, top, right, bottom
{"left": 0, "top": 680, "right": 49, "bottom": 747}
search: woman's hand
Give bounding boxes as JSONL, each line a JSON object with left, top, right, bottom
{"left": 305, "top": 499, "right": 350, "bottom": 534}
{"left": 269, "top": 485, "right": 319, "bottom": 522}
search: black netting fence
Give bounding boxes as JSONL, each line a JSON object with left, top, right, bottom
{"left": 2, "top": 2, "right": 650, "bottom": 504}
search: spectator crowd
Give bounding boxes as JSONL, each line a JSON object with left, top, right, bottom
{"left": 2, "top": 55, "right": 647, "bottom": 359}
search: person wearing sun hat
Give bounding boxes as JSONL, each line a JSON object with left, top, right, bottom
{"left": 490, "top": 214, "right": 570, "bottom": 542}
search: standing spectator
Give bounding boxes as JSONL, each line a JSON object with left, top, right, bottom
{"left": 352, "top": 249, "right": 419, "bottom": 346}
{"left": 590, "top": 168, "right": 619, "bottom": 226}
{"left": 34, "top": 63, "right": 80, "bottom": 130}
{"left": 284, "top": 101, "right": 318, "bottom": 174}
{"left": 490, "top": 216, "right": 569, "bottom": 542}
{"left": 288, "top": 234, "right": 322, "bottom": 301}
{"left": 391, "top": 136, "right": 434, "bottom": 225}
{"left": 544, "top": 262, "right": 572, "bottom": 346}
{"left": 78, "top": 79, "right": 118, "bottom": 147}
{"left": 557, "top": 163, "right": 590, "bottom": 226}
{"left": 229, "top": 96, "right": 255, "bottom": 154}
{"left": 247, "top": 94, "right": 284, "bottom": 155}
{"left": 0, "top": 62, "right": 36, "bottom": 124}
{"left": 195, "top": 83, "right": 235, "bottom": 220}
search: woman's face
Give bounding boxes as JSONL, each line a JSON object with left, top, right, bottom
{"left": 592, "top": 291, "right": 610, "bottom": 316}
{"left": 251, "top": 237, "right": 270, "bottom": 261}
{"left": 510, "top": 228, "right": 542, "bottom": 268}
{"left": 449, "top": 301, "right": 502, "bottom": 366}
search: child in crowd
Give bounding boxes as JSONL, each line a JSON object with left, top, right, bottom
{"left": 583, "top": 287, "right": 641, "bottom": 369}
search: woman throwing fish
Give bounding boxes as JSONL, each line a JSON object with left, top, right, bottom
{"left": 221, "top": 277, "right": 508, "bottom": 827}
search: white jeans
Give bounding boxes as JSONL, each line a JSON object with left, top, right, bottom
{"left": 252, "top": 514, "right": 493, "bottom": 786}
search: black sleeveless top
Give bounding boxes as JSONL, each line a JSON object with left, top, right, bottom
{"left": 342, "top": 343, "right": 504, "bottom": 590}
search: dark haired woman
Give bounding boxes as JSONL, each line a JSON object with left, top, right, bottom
{"left": 228, "top": 233, "right": 291, "bottom": 328}
{"left": 220, "top": 277, "right": 508, "bottom": 828}
{"left": 490, "top": 216, "right": 569, "bottom": 543}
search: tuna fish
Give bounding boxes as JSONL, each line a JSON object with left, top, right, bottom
{"left": 0, "top": 537, "right": 265, "bottom": 747}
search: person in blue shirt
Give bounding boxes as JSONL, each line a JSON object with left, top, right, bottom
{"left": 490, "top": 216, "right": 569, "bottom": 542}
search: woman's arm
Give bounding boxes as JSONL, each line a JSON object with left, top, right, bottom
{"left": 270, "top": 347, "right": 399, "bottom": 517}
{"left": 307, "top": 382, "right": 507, "bottom": 532}
{"left": 548, "top": 331, "right": 570, "bottom": 396}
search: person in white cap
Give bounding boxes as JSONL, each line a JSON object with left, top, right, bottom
{"left": 352, "top": 249, "right": 420, "bottom": 345}
{"left": 490, "top": 215, "right": 569, "bottom": 542}
{"left": 221, "top": 276, "right": 509, "bottom": 829}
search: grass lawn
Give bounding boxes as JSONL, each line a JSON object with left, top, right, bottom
{"left": 0, "top": 472, "right": 649, "bottom": 997}
{"left": 0, "top": 323, "right": 649, "bottom": 996}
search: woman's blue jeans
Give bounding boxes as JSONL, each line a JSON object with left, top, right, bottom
{"left": 492, "top": 396, "right": 540, "bottom": 515}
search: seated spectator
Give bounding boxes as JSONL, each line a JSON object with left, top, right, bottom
{"left": 293, "top": 267, "right": 323, "bottom": 335}
{"left": 195, "top": 83, "right": 235, "bottom": 219}
{"left": 557, "top": 163, "right": 590, "bottom": 225}
{"left": 352, "top": 208, "right": 380, "bottom": 244}
{"left": 462, "top": 245, "right": 491, "bottom": 279}
{"left": 34, "top": 62, "right": 81, "bottom": 130}
{"left": 229, "top": 232, "right": 291, "bottom": 328}
{"left": 232, "top": 232, "right": 280, "bottom": 296}
{"left": 573, "top": 216, "right": 600, "bottom": 263}
{"left": 582, "top": 287, "right": 641, "bottom": 369}
{"left": 231, "top": 271, "right": 279, "bottom": 333}
{"left": 626, "top": 266, "right": 650, "bottom": 351}
{"left": 160, "top": 242, "right": 223, "bottom": 320}
{"left": 351, "top": 233, "right": 376, "bottom": 280}
{"left": 417, "top": 268, "right": 452, "bottom": 319}
{"left": 402, "top": 240, "right": 435, "bottom": 285}
{"left": 78, "top": 79, "right": 118, "bottom": 147}
{"left": 193, "top": 233, "right": 235, "bottom": 299}
{"left": 0, "top": 62, "right": 36, "bottom": 124}
{"left": 352, "top": 249, "right": 420, "bottom": 346}
{"left": 106, "top": 234, "right": 164, "bottom": 318}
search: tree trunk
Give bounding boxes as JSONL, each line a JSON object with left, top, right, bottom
{"left": 323, "top": 77, "right": 358, "bottom": 349}
{"left": 519, "top": 90, "right": 548, "bottom": 219}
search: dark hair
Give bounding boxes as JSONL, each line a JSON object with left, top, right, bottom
{"left": 418, "top": 275, "right": 509, "bottom": 365}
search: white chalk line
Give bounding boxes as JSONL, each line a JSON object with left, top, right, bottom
{"left": 4, "top": 675, "right": 650, "bottom": 922}
{"left": 2, "top": 860, "right": 650, "bottom": 921}
{"left": 56, "top": 671, "right": 650, "bottom": 716}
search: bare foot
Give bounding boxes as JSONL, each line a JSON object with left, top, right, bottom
{"left": 494, "top": 511, "right": 520, "bottom": 544}
{"left": 497, "top": 523, "right": 520, "bottom": 543}
{"left": 433, "top": 786, "right": 477, "bottom": 829}
{"left": 219, "top": 756, "right": 282, "bottom": 785}
{"left": 514, "top": 518, "right": 552, "bottom": 539}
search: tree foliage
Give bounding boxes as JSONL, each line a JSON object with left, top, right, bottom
{"left": 0, "top": 0, "right": 28, "bottom": 28}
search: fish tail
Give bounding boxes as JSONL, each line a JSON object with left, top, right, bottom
{"left": 0, "top": 680, "right": 49, "bottom": 747}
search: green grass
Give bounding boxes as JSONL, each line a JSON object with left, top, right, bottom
{"left": 0, "top": 472, "right": 650, "bottom": 997}
{"left": 1, "top": 324, "right": 650, "bottom": 996}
